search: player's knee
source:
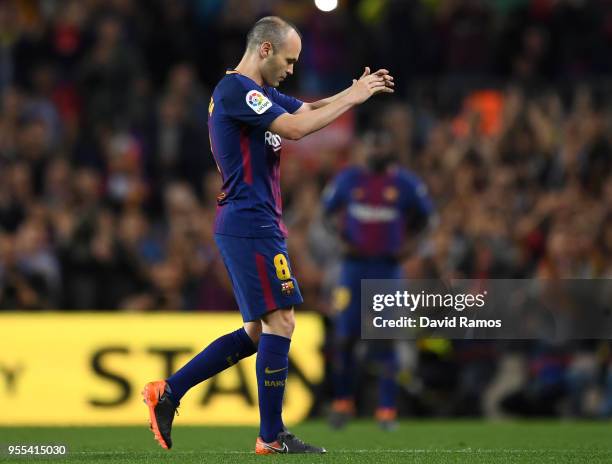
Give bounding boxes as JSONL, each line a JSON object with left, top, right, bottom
{"left": 281, "top": 310, "right": 296, "bottom": 336}
{"left": 263, "top": 307, "right": 295, "bottom": 338}
{"left": 243, "top": 321, "right": 262, "bottom": 345}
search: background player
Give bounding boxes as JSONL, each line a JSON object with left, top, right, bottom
{"left": 142, "top": 16, "right": 394, "bottom": 454}
{"left": 323, "top": 125, "right": 433, "bottom": 430}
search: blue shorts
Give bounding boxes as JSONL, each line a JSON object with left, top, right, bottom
{"left": 333, "top": 257, "right": 402, "bottom": 337}
{"left": 214, "top": 234, "right": 304, "bottom": 322}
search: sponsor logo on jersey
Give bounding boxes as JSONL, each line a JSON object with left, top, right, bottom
{"left": 246, "top": 90, "right": 272, "bottom": 114}
{"left": 348, "top": 204, "right": 399, "bottom": 222}
{"left": 265, "top": 131, "right": 282, "bottom": 152}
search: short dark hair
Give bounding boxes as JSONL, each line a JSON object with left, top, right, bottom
{"left": 246, "top": 16, "right": 301, "bottom": 52}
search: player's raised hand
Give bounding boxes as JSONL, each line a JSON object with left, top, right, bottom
{"left": 352, "top": 67, "right": 371, "bottom": 84}
{"left": 372, "top": 68, "right": 394, "bottom": 91}
{"left": 352, "top": 67, "right": 394, "bottom": 89}
{"left": 348, "top": 67, "right": 394, "bottom": 104}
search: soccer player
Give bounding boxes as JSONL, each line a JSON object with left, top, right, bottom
{"left": 142, "top": 16, "right": 394, "bottom": 454}
{"left": 322, "top": 125, "right": 433, "bottom": 430}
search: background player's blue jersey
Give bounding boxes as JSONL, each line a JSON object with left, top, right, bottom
{"left": 208, "top": 71, "right": 303, "bottom": 238}
{"left": 323, "top": 166, "right": 433, "bottom": 257}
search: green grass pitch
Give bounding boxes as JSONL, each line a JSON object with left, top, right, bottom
{"left": 1, "top": 421, "right": 611, "bottom": 463}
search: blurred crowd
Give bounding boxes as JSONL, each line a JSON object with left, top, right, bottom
{"left": 1, "top": 0, "right": 611, "bottom": 418}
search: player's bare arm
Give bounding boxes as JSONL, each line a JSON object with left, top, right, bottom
{"left": 296, "top": 67, "right": 394, "bottom": 113}
{"left": 270, "top": 69, "right": 394, "bottom": 140}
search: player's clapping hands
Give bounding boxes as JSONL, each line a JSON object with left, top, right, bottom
{"left": 349, "top": 67, "right": 394, "bottom": 104}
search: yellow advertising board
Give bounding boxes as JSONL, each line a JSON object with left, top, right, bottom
{"left": 0, "top": 312, "right": 323, "bottom": 425}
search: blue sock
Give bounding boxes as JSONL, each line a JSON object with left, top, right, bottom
{"left": 256, "top": 333, "right": 290, "bottom": 443}
{"left": 375, "top": 348, "right": 399, "bottom": 409}
{"left": 333, "top": 338, "right": 356, "bottom": 399}
{"left": 166, "top": 327, "right": 257, "bottom": 404}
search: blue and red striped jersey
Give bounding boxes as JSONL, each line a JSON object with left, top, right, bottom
{"left": 323, "top": 166, "right": 433, "bottom": 257}
{"left": 208, "top": 71, "right": 303, "bottom": 238}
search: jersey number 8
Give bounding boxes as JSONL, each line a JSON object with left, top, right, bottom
{"left": 273, "top": 254, "right": 291, "bottom": 280}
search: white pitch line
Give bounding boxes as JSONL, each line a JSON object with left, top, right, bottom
{"left": 334, "top": 449, "right": 609, "bottom": 453}
{"left": 67, "top": 450, "right": 253, "bottom": 455}
{"left": 64, "top": 448, "right": 611, "bottom": 455}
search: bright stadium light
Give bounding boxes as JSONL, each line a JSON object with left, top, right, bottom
{"left": 314, "top": 0, "right": 338, "bottom": 12}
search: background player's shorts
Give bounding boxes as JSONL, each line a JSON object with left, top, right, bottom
{"left": 333, "top": 257, "right": 402, "bottom": 337}
{"left": 214, "top": 234, "right": 304, "bottom": 322}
